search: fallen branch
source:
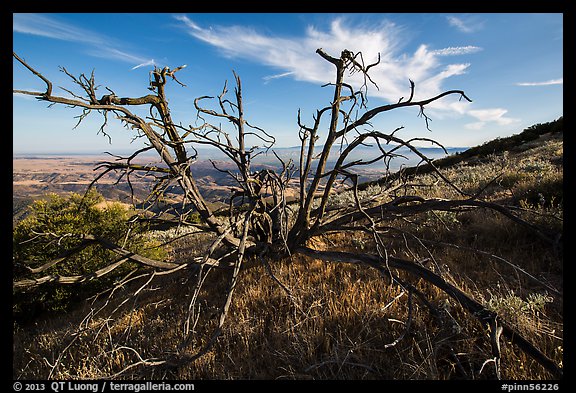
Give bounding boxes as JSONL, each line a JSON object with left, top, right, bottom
{"left": 295, "top": 247, "right": 563, "bottom": 379}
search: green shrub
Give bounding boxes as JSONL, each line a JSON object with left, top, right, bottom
{"left": 485, "top": 290, "right": 554, "bottom": 334}
{"left": 13, "top": 190, "right": 167, "bottom": 322}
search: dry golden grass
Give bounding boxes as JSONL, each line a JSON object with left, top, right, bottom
{"left": 13, "top": 231, "right": 562, "bottom": 380}
{"left": 13, "top": 134, "right": 562, "bottom": 380}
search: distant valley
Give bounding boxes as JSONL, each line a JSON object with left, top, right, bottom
{"left": 13, "top": 146, "right": 465, "bottom": 221}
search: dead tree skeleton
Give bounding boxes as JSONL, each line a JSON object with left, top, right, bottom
{"left": 13, "top": 49, "right": 562, "bottom": 379}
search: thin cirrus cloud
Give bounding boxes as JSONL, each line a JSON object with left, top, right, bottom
{"left": 431, "top": 46, "right": 483, "bottom": 56}
{"left": 13, "top": 13, "right": 102, "bottom": 45}
{"left": 174, "top": 14, "right": 481, "bottom": 113}
{"left": 516, "top": 78, "right": 563, "bottom": 87}
{"left": 131, "top": 59, "right": 158, "bottom": 70}
{"left": 263, "top": 71, "right": 295, "bottom": 84}
{"left": 446, "top": 15, "right": 484, "bottom": 34}
{"left": 465, "top": 108, "right": 520, "bottom": 130}
{"left": 13, "top": 13, "right": 155, "bottom": 70}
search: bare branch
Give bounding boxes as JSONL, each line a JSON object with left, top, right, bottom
{"left": 13, "top": 48, "right": 561, "bottom": 380}
{"left": 13, "top": 52, "right": 52, "bottom": 96}
{"left": 295, "top": 247, "right": 562, "bottom": 379}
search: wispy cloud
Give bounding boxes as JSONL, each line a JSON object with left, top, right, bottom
{"left": 13, "top": 13, "right": 155, "bottom": 69}
{"left": 464, "top": 122, "right": 486, "bottom": 130}
{"left": 446, "top": 16, "right": 484, "bottom": 33}
{"left": 174, "top": 15, "right": 480, "bottom": 111}
{"left": 465, "top": 108, "right": 520, "bottom": 130}
{"left": 516, "top": 78, "right": 563, "bottom": 86}
{"left": 468, "top": 108, "right": 518, "bottom": 124}
{"left": 13, "top": 13, "right": 101, "bottom": 44}
{"left": 263, "top": 71, "right": 295, "bottom": 84}
{"left": 431, "top": 46, "right": 483, "bottom": 56}
{"left": 175, "top": 14, "right": 529, "bottom": 130}
{"left": 132, "top": 59, "right": 157, "bottom": 70}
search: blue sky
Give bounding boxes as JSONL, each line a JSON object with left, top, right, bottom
{"left": 13, "top": 13, "right": 563, "bottom": 154}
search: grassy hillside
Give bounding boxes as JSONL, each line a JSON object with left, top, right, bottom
{"left": 13, "top": 122, "right": 563, "bottom": 380}
{"left": 359, "top": 117, "right": 563, "bottom": 192}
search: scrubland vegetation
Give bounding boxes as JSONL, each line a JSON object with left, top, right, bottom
{"left": 13, "top": 49, "right": 562, "bottom": 381}
{"left": 13, "top": 125, "right": 562, "bottom": 380}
